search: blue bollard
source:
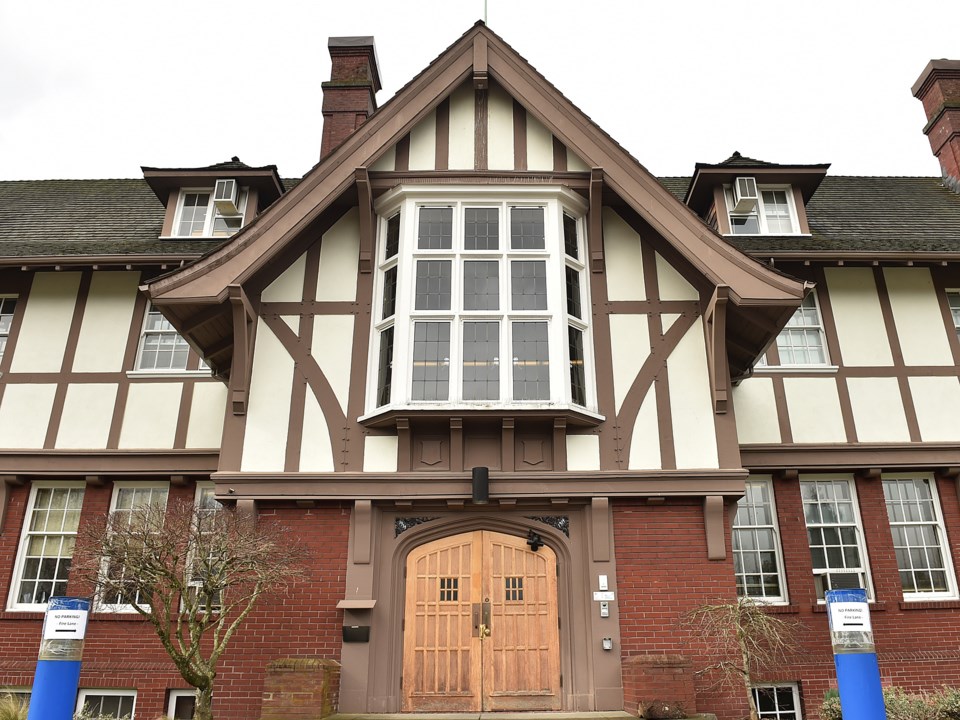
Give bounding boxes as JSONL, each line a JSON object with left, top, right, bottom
{"left": 825, "top": 588, "right": 886, "bottom": 720}
{"left": 27, "top": 597, "right": 90, "bottom": 720}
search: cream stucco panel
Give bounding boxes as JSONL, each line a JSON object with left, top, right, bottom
{"left": 661, "top": 313, "right": 680, "bottom": 334}
{"left": 0, "top": 384, "right": 57, "bottom": 449}
{"left": 185, "top": 382, "right": 228, "bottom": 449}
{"left": 56, "top": 383, "right": 118, "bottom": 449}
{"left": 300, "top": 387, "right": 335, "bottom": 472}
{"left": 408, "top": 108, "right": 437, "bottom": 171}
{"left": 118, "top": 382, "right": 183, "bottom": 449}
{"left": 312, "top": 315, "right": 355, "bottom": 415}
{"left": 262, "top": 251, "right": 306, "bottom": 303}
{"left": 448, "top": 83, "right": 475, "bottom": 170}
{"left": 281, "top": 315, "right": 299, "bottom": 334}
{"left": 628, "top": 385, "right": 660, "bottom": 470}
{"left": 369, "top": 145, "right": 396, "bottom": 172}
{"left": 526, "top": 113, "right": 553, "bottom": 171}
{"left": 846, "top": 377, "right": 909, "bottom": 442}
{"left": 884, "top": 268, "right": 954, "bottom": 366}
{"left": 317, "top": 208, "right": 360, "bottom": 301}
{"left": 783, "top": 378, "right": 846, "bottom": 443}
{"left": 609, "top": 314, "right": 650, "bottom": 413}
{"left": 567, "top": 150, "right": 589, "bottom": 172}
{"left": 72, "top": 272, "right": 139, "bottom": 373}
{"left": 732, "top": 378, "right": 781, "bottom": 445}
{"left": 656, "top": 252, "right": 698, "bottom": 301}
{"left": 668, "top": 317, "right": 719, "bottom": 469}
{"left": 363, "top": 435, "right": 398, "bottom": 472}
{"left": 603, "top": 207, "right": 646, "bottom": 301}
{"left": 241, "top": 319, "right": 295, "bottom": 472}
{"left": 824, "top": 267, "right": 892, "bottom": 366}
{"left": 909, "top": 376, "right": 960, "bottom": 442}
{"left": 11, "top": 272, "right": 81, "bottom": 373}
{"left": 566, "top": 434, "right": 600, "bottom": 471}
{"left": 487, "top": 84, "right": 514, "bottom": 170}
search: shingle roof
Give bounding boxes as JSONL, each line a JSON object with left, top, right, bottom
{"left": 716, "top": 151, "right": 779, "bottom": 167}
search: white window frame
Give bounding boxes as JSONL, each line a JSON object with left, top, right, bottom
{"left": 170, "top": 187, "right": 248, "bottom": 238}
{"left": 0, "top": 294, "right": 17, "bottom": 364}
{"left": 363, "top": 185, "right": 599, "bottom": 419}
{"left": 883, "top": 474, "right": 957, "bottom": 601}
{"left": 733, "top": 478, "right": 789, "bottom": 604}
{"left": 8, "top": 481, "right": 85, "bottom": 612}
{"left": 167, "top": 689, "right": 197, "bottom": 719}
{"left": 132, "top": 303, "right": 209, "bottom": 375}
{"left": 757, "top": 291, "right": 832, "bottom": 369}
{"left": 751, "top": 683, "right": 803, "bottom": 719}
{"left": 185, "top": 481, "right": 223, "bottom": 613}
{"left": 724, "top": 184, "right": 801, "bottom": 236}
{"left": 800, "top": 476, "right": 874, "bottom": 602}
{"left": 946, "top": 290, "right": 960, "bottom": 341}
{"left": 97, "top": 481, "right": 169, "bottom": 613}
{"left": 76, "top": 689, "right": 137, "bottom": 719}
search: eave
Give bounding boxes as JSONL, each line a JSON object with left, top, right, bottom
{"left": 685, "top": 165, "right": 830, "bottom": 215}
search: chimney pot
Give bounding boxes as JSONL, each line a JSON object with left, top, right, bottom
{"left": 913, "top": 59, "right": 960, "bottom": 192}
{"left": 320, "top": 36, "right": 382, "bottom": 159}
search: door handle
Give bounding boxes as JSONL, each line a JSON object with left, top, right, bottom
{"left": 479, "top": 623, "right": 491, "bottom": 637}
{"left": 481, "top": 599, "right": 492, "bottom": 638}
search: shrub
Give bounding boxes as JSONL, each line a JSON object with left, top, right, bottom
{"left": 0, "top": 694, "right": 28, "bottom": 720}
{"left": 820, "top": 686, "right": 960, "bottom": 720}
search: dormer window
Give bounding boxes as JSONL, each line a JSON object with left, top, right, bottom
{"left": 724, "top": 183, "right": 797, "bottom": 235}
{"left": 174, "top": 184, "right": 247, "bottom": 237}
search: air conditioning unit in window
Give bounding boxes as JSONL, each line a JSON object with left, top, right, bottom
{"left": 213, "top": 179, "right": 239, "bottom": 215}
{"left": 732, "top": 176, "right": 759, "bottom": 213}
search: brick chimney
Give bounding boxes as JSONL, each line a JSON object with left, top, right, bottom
{"left": 913, "top": 60, "right": 960, "bottom": 192}
{"left": 320, "top": 36, "right": 382, "bottom": 159}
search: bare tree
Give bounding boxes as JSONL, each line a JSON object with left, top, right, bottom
{"left": 682, "top": 598, "right": 799, "bottom": 720}
{"left": 73, "top": 497, "right": 303, "bottom": 720}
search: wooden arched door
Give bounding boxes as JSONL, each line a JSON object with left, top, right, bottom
{"left": 402, "top": 530, "right": 561, "bottom": 711}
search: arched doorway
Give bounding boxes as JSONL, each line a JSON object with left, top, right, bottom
{"left": 401, "top": 530, "right": 561, "bottom": 711}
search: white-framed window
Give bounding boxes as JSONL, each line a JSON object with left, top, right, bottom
{"left": 724, "top": 184, "right": 799, "bottom": 235}
{"left": 883, "top": 476, "right": 957, "bottom": 600}
{"left": 8, "top": 481, "right": 85, "bottom": 611}
{"left": 76, "top": 689, "right": 136, "bottom": 719}
{"left": 752, "top": 684, "right": 802, "bottom": 719}
{"left": 366, "top": 186, "right": 595, "bottom": 415}
{"left": 946, "top": 291, "right": 960, "bottom": 341}
{"left": 167, "top": 689, "right": 197, "bottom": 719}
{"left": 759, "top": 293, "right": 829, "bottom": 367}
{"left": 0, "top": 295, "right": 16, "bottom": 362}
{"left": 800, "top": 477, "right": 872, "bottom": 601}
{"left": 172, "top": 187, "right": 247, "bottom": 238}
{"left": 186, "top": 482, "right": 223, "bottom": 612}
{"left": 733, "top": 479, "right": 788, "bottom": 603}
{"left": 135, "top": 303, "right": 191, "bottom": 371}
{"left": 99, "top": 482, "right": 169, "bottom": 611}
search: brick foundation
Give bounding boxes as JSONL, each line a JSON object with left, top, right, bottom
{"left": 260, "top": 658, "right": 340, "bottom": 720}
{"left": 622, "top": 654, "right": 697, "bottom": 717}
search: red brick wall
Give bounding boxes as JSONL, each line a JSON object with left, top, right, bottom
{"left": 0, "top": 482, "right": 349, "bottom": 720}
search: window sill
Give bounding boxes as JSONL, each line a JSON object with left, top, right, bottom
{"left": 722, "top": 232, "right": 812, "bottom": 238}
{"left": 899, "top": 599, "right": 960, "bottom": 610}
{"left": 813, "top": 601, "right": 886, "bottom": 613}
{"left": 359, "top": 403, "right": 605, "bottom": 428}
{"left": 758, "top": 603, "right": 800, "bottom": 614}
{"left": 753, "top": 365, "right": 839, "bottom": 375}
{"left": 0, "top": 610, "right": 45, "bottom": 619}
{"left": 126, "top": 369, "right": 213, "bottom": 379}
{"left": 158, "top": 235, "right": 237, "bottom": 241}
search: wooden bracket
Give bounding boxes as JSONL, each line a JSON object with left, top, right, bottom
{"left": 356, "top": 168, "right": 374, "bottom": 274}
{"left": 170, "top": 475, "right": 190, "bottom": 487}
{"left": 773, "top": 469, "right": 799, "bottom": 482}
{"left": 938, "top": 466, "right": 960, "bottom": 479}
{"left": 84, "top": 475, "right": 106, "bottom": 487}
{"left": 705, "top": 285, "right": 731, "bottom": 414}
{"left": 856, "top": 468, "right": 882, "bottom": 481}
{"left": 553, "top": 417, "right": 567, "bottom": 471}
{"left": 472, "top": 34, "right": 488, "bottom": 89}
{"left": 704, "top": 495, "right": 727, "bottom": 560}
{"left": 589, "top": 168, "right": 604, "bottom": 273}
{"left": 228, "top": 285, "right": 256, "bottom": 415}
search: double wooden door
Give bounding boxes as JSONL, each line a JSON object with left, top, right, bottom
{"left": 402, "top": 530, "right": 561, "bottom": 711}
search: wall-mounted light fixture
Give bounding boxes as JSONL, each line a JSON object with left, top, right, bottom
{"left": 472, "top": 467, "right": 489, "bottom": 505}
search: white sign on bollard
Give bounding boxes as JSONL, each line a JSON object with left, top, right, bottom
{"left": 828, "top": 601, "right": 872, "bottom": 632}
{"left": 42, "top": 609, "right": 89, "bottom": 640}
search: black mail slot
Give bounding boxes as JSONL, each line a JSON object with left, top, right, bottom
{"left": 342, "top": 625, "right": 371, "bottom": 643}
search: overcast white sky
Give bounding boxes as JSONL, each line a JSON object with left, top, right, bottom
{"left": 0, "top": 1, "right": 956, "bottom": 181}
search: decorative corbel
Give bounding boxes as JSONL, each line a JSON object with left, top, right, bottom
{"left": 228, "top": 284, "right": 256, "bottom": 415}
{"left": 704, "top": 285, "right": 731, "bottom": 414}
{"left": 472, "top": 34, "right": 488, "bottom": 89}
{"left": 589, "top": 168, "right": 604, "bottom": 273}
{"left": 356, "top": 168, "right": 374, "bottom": 274}
{"left": 856, "top": 468, "right": 882, "bottom": 481}
{"left": 773, "top": 469, "right": 799, "bottom": 482}
{"left": 0, "top": 475, "right": 25, "bottom": 533}
{"left": 84, "top": 475, "right": 106, "bottom": 487}
{"left": 703, "top": 495, "right": 727, "bottom": 560}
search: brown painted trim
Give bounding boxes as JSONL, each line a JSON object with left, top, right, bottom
{"left": 552, "top": 417, "right": 567, "bottom": 471}
{"left": 0, "top": 450, "right": 217, "bottom": 474}
{"left": 931, "top": 266, "right": 960, "bottom": 367}
{"left": 449, "top": 417, "right": 463, "bottom": 472}
{"left": 353, "top": 499, "right": 372, "bottom": 564}
{"left": 0, "top": 255, "right": 206, "bottom": 269}
{"left": 474, "top": 88, "right": 488, "bottom": 170}
{"left": 106, "top": 289, "right": 147, "bottom": 450}
{"left": 741, "top": 442, "right": 960, "bottom": 470}
{"left": 704, "top": 495, "right": 727, "bottom": 560}
{"left": 770, "top": 375, "right": 794, "bottom": 444}
{"left": 369, "top": 170, "right": 590, "bottom": 190}
{"left": 356, "top": 168, "right": 375, "bottom": 274}
{"left": 513, "top": 100, "right": 527, "bottom": 171}
{"left": 343, "top": 253, "right": 375, "bottom": 474}
{"left": 607, "top": 300, "right": 699, "bottom": 314}
{"left": 173, "top": 381, "right": 195, "bottom": 449}
{"left": 394, "top": 134, "right": 410, "bottom": 172}
{"left": 792, "top": 186, "right": 811, "bottom": 235}
{"left": 44, "top": 270, "right": 92, "bottom": 449}
{"left": 641, "top": 241, "right": 676, "bottom": 470}
{"left": 501, "top": 417, "right": 515, "bottom": 471}
{"left": 712, "top": 186, "right": 731, "bottom": 235}
{"left": 214, "top": 471, "right": 749, "bottom": 501}
{"left": 874, "top": 267, "right": 922, "bottom": 442}
{"left": 752, "top": 366, "right": 960, "bottom": 379}
{"left": 397, "top": 418, "right": 411, "bottom": 471}
{"left": 811, "top": 267, "right": 857, "bottom": 442}
{"left": 259, "top": 301, "right": 360, "bottom": 316}
{"left": 590, "top": 496, "right": 610, "bottom": 562}
{"left": 552, "top": 136, "right": 567, "bottom": 172}
{"left": 0, "top": 272, "right": 31, "bottom": 380}
{"left": 435, "top": 98, "right": 450, "bottom": 171}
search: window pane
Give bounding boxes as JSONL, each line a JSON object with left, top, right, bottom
{"left": 463, "top": 261, "right": 499, "bottom": 311}
{"left": 731, "top": 214, "right": 760, "bottom": 234}
{"left": 568, "top": 326, "right": 586, "bottom": 406}
{"left": 464, "top": 207, "right": 499, "bottom": 250}
{"left": 382, "top": 267, "right": 398, "bottom": 319}
{"left": 761, "top": 190, "right": 794, "bottom": 234}
{"left": 415, "top": 260, "right": 452, "bottom": 311}
{"left": 733, "top": 481, "right": 784, "bottom": 600}
{"left": 565, "top": 267, "right": 582, "bottom": 318}
{"left": 511, "top": 261, "right": 547, "bottom": 311}
{"left": 138, "top": 306, "right": 190, "bottom": 371}
{"left": 177, "top": 193, "right": 210, "bottom": 236}
{"left": 418, "top": 207, "right": 452, "bottom": 250}
{"left": 385, "top": 213, "right": 401, "bottom": 259}
{"left": 104, "top": 486, "right": 169, "bottom": 606}
{"left": 412, "top": 322, "right": 450, "bottom": 401}
{"left": 211, "top": 214, "right": 242, "bottom": 237}
{"left": 17, "top": 486, "right": 84, "bottom": 606}
{"left": 463, "top": 322, "right": 500, "bottom": 400}
{"left": 776, "top": 293, "right": 827, "bottom": 366}
{"left": 801, "top": 479, "right": 868, "bottom": 600}
{"left": 884, "top": 478, "right": 952, "bottom": 595}
{"left": 376, "top": 327, "right": 394, "bottom": 407}
{"left": 563, "top": 214, "right": 579, "bottom": 259}
{"left": 948, "top": 292, "right": 960, "bottom": 341}
{"left": 512, "top": 322, "right": 550, "bottom": 400}
{"left": 510, "top": 207, "right": 545, "bottom": 249}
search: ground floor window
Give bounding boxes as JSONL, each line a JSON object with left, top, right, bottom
{"left": 76, "top": 689, "right": 136, "bottom": 719}
{"left": 753, "top": 683, "right": 802, "bottom": 719}
{"left": 168, "top": 689, "right": 196, "bottom": 719}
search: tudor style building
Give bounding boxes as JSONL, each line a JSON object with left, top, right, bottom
{"left": 1, "top": 25, "right": 959, "bottom": 720}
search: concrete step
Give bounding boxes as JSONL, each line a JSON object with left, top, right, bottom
{"left": 328, "top": 713, "right": 636, "bottom": 720}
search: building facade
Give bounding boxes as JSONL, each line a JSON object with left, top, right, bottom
{"left": 1, "top": 25, "right": 960, "bottom": 720}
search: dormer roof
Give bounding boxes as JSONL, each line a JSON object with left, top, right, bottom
{"left": 141, "top": 156, "right": 285, "bottom": 207}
